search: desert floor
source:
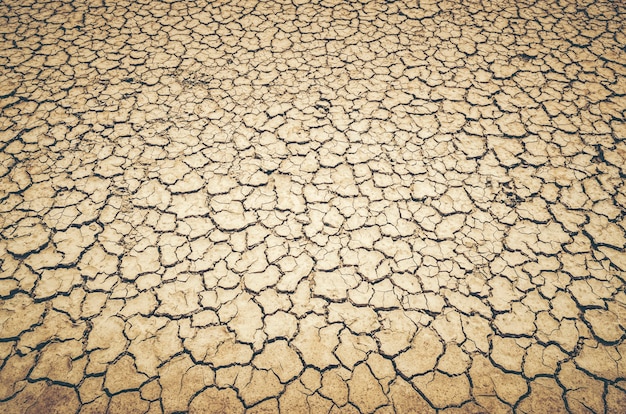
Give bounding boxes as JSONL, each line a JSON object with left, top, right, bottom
{"left": 1, "top": 0, "right": 626, "bottom": 413}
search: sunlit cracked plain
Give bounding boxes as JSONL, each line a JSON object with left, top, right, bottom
{"left": 1, "top": 0, "right": 626, "bottom": 413}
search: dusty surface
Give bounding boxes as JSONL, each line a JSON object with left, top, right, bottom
{"left": 1, "top": 0, "right": 626, "bottom": 412}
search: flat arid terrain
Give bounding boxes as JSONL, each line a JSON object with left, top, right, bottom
{"left": 1, "top": 0, "right": 625, "bottom": 412}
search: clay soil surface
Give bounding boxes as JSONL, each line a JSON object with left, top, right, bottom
{"left": 1, "top": 0, "right": 626, "bottom": 413}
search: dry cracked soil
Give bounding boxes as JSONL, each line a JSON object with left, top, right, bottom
{"left": 1, "top": 0, "right": 626, "bottom": 413}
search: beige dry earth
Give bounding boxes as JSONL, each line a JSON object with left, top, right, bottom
{"left": 1, "top": 0, "right": 626, "bottom": 412}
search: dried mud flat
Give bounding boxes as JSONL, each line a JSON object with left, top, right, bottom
{"left": 1, "top": 0, "right": 626, "bottom": 412}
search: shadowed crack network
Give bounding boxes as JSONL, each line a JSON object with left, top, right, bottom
{"left": 1, "top": 0, "right": 626, "bottom": 412}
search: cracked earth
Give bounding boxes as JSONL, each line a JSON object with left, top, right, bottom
{"left": 1, "top": 0, "right": 626, "bottom": 413}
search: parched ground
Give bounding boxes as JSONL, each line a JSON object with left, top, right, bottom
{"left": 1, "top": 0, "right": 626, "bottom": 412}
